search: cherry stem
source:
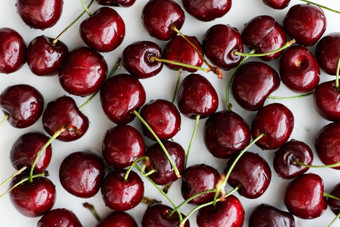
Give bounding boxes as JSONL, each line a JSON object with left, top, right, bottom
{"left": 294, "top": 158, "right": 340, "bottom": 168}
{"left": 124, "top": 156, "right": 150, "bottom": 181}
{"left": 142, "top": 196, "right": 161, "bottom": 206}
{"left": 80, "top": 0, "right": 92, "bottom": 16}
{"left": 52, "top": 0, "right": 94, "bottom": 45}
{"left": 268, "top": 91, "right": 313, "bottom": 100}
{"left": 172, "top": 69, "right": 182, "bottom": 104}
{"left": 234, "top": 39, "right": 296, "bottom": 57}
{"left": 328, "top": 212, "right": 340, "bottom": 227}
{"left": 0, "top": 114, "right": 9, "bottom": 127}
{"left": 336, "top": 56, "right": 340, "bottom": 88}
{"left": 162, "top": 183, "right": 172, "bottom": 194}
{"left": 0, "top": 166, "right": 27, "bottom": 188}
{"left": 133, "top": 110, "right": 181, "bottom": 178}
{"left": 300, "top": 0, "right": 340, "bottom": 14}
{"left": 83, "top": 202, "right": 101, "bottom": 221}
{"left": 185, "top": 115, "right": 200, "bottom": 166}
{"left": 324, "top": 192, "right": 340, "bottom": 201}
{"left": 225, "top": 49, "right": 255, "bottom": 110}
{"left": 144, "top": 169, "right": 157, "bottom": 177}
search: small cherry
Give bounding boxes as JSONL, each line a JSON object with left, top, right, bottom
{"left": 38, "top": 208, "right": 83, "bottom": 227}
{"left": 182, "top": 0, "right": 231, "bottom": 21}
{"left": 95, "top": 0, "right": 135, "bottom": 7}
{"left": 316, "top": 33, "right": 340, "bottom": 75}
{"left": 97, "top": 211, "right": 138, "bottom": 227}
{"left": 263, "top": 0, "right": 290, "bottom": 9}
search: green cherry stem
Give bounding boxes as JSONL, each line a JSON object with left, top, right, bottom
{"left": 294, "top": 158, "right": 340, "bottom": 168}
{"left": 268, "top": 91, "right": 313, "bottom": 100}
{"left": 0, "top": 166, "right": 27, "bottom": 188}
{"left": 80, "top": 0, "right": 92, "bottom": 16}
{"left": 328, "top": 212, "right": 340, "bottom": 227}
{"left": 323, "top": 193, "right": 340, "bottom": 201}
{"left": 185, "top": 115, "right": 200, "bottom": 166}
{"left": 124, "top": 156, "right": 150, "bottom": 181}
{"left": 83, "top": 202, "right": 102, "bottom": 221}
{"left": 143, "top": 169, "right": 157, "bottom": 177}
{"left": 336, "top": 56, "right": 340, "bottom": 88}
{"left": 300, "top": 0, "right": 340, "bottom": 14}
{"left": 0, "top": 114, "right": 9, "bottom": 127}
{"left": 172, "top": 69, "right": 182, "bottom": 104}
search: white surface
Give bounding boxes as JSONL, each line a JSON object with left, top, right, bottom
{"left": 1, "top": 0, "right": 340, "bottom": 226}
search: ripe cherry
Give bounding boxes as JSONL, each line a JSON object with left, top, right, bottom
{"left": 263, "top": 0, "right": 290, "bottom": 9}
{"left": 182, "top": 0, "right": 231, "bottom": 21}
{"left": 328, "top": 183, "right": 340, "bottom": 216}
{"left": 316, "top": 33, "right": 340, "bottom": 75}
{"left": 249, "top": 203, "right": 295, "bottom": 226}
{"left": 95, "top": 0, "right": 135, "bottom": 7}
{"left": 97, "top": 211, "right": 137, "bottom": 227}
{"left": 314, "top": 81, "right": 340, "bottom": 121}
{"left": 38, "top": 208, "right": 83, "bottom": 227}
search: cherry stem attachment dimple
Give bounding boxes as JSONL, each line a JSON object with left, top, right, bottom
{"left": 294, "top": 158, "right": 340, "bottom": 169}
{"left": 323, "top": 192, "right": 340, "bottom": 201}
{"left": 336, "top": 56, "right": 340, "bottom": 88}
{"left": 80, "top": 0, "right": 92, "bottom": 16}
{"left": 300, "top": 0, "right": 340, "bottom": 14}
{"left": 0, "top": 114, "right": 9, "bottom": 127}
{"left": 172, "top": 69, "right": 182, "bottom": 104}
{"left": 328, "top": 212, "right": 340, "bottom": 227}
{"left": 83, "top": 202, "right": 102, "bottom": 221}
{"left": 268, "top": 91, "right": 313, "bottom": 100}
{"left": 185, "top": 115, "right": 200, "bottom": 166}
{"left": 0, "top": 166, "right": 27, "bottom": 188}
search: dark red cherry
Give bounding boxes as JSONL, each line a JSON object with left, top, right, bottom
{"left": 0, "top": 84, "right": 44, "bottom": 128}
{"left": 196, "top": 195, "right": 244, "bottom": 227}
{"left": 102, "top": 125, "right": 145, "bottom": 169}
{"left": 182, "top": 0, "right": 231, "bottom": 21}
{"left": 181, "top": 164, "right": 220, "bottom": 205}
{"left": 242, "top": 15, "right": 286, "bottom": 61}
{"left": 177, "top": 73, "right": 218, "bottom": 118}
{"left": 97, "top": 211, "right": 137, "bottom": 227}
{"left": 140, "top": 99, "right": 181, "bottom": 140}
{"left": 273, "top": 140, "right": 313, "bottom": 179}
{"left": 316, "top": 33, "right": 340, "bottom": 75}
{"left": 328, "top": 183, "right": 340, "bottom": 216}
{"left": 314, "top": 81, "right": 340, "bottom": 121}
{"left": 280, "top": 45, "right": 320, "bottom": 92}
{"left": 263, "top": 0, "right": 290, "bottom": 9}
{"left": 203, "top": 24, "right": 243, "bottom": 71}
{"left": 225, "top": 152, "right": 271, "bottom": 199}
{"left": 80, "top": 7, "right": 125, "bottom": 52}
{"left": 27, "top": 35, "right": 68, "bottom": 76}
{"left": 283, "top": 4, "right": 326, "bottom": 46}
{"left": 42, "top": 96, "right": 89, "bottom": 142}
{"left": 10, "top": 132, "right": 52, "bottom": 174}
{"left": 204, "top": 110, "right": 251, "bottom": 159}
{"left": 232, "top": 61, "right": 280, "bottom": 111}
{"left": 142, "top": 204, "right": 190, "bottom": 227}
{"left": 249, "top": 204, "right": 295, "bottom": 227}
{"left": 101, "top": 170, "right": 144, "bottom": 211}
{"left": 142, "top": 0, "right": 185, "bottom": 40}
{"left": 315, "top": 122, "right": 340, "bottom": 170}
{"left": 0, "top": 28, "right": 26, "bottom": 74}
{"left": 252, "top": 103, "right": 294, "bottom": 150}
{"left": 59, "top": 151, "right": 105, "bottom": 198}
{"left": 38, "top": 208, "right": 83, "bottom": 227}
{"left": 59, "top": 47, "right": 108, "bottom": 96}
{"left": 122, "top": 41, "right": 163, "bottom": 79}
{"left": 10, "top": 175, "right": 56, "bottom": 217}
{"left": 16, "top": 0, "right": 63, "bottom": 29}
{"left": 95, "top": 0, "right": 135, "bottom": 7}
{"left": 284, "top": 173, "right": 327, "bottom": 219}
{"left": 146, "top": 141, "right": 185, "bottom": 185}
{"left": 100, "top": 73, "right": 146, "bottom": 124}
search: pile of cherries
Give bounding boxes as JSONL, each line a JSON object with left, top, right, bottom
{"left": 1, "top": 0, "right": 340, "bottom": 226}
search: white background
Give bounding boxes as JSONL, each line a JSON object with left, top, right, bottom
{"left": 1, "top": 0, "right": 340, "bottom": 226}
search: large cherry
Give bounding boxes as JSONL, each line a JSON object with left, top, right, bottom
{"left": 0, "top": 28, "right": 26, "bottom": 74}
{"left": 38, "top": 208, "right": 83, "bottom": 227}
{"left": 182, "top": 0, "right": 231, "bottom": 21}
{"left": 316, "top": 33, "right": 340, "bottom": 75}
{"left": 97, "top": 211, "right": 137, "bottom": 227}
{"left": 314, "top": 81, "right": 340, "bottom": 121}
{"left": 263, "top": 0, "right": 290, "bottom": 9}
{"left": 328, "top": 183, "right": 340, "bottom": 216}
{"left": 96, "top": 0, "right": 135, "bottom": 7}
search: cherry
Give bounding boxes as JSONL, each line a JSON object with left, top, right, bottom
{"left": 314, "top": 81, "right": 340, "bottom": 121}
{"left": 182, "top": 0, "right": 231, "bottom": 21}
{"left": 97, "top": 211, "right": 137, "bottom": 227}
{"left": 242, "top": 15, "right": 287, "bottom": 61}
{"left": 38, "top": 208, "right": 83, "bottom": 227}
{"left": 231, "top": 61, "right": 280, "bottom": 111}
{"left": 280, "top": 45, "right": 320, "bottom": 92}
{"left": 203, "top": 24, "right": 243, "bottom": 71}
{"left": 283, "top": 4, "right": 326, "bottom": 46}
{"left": 16, "top": 0, "right": 63, "bottom": 29}
{"left": 95, "top": 0, "right": 135, "bottom": 7}
{"left": 122, "top": 41, "right": 163, "bottom": 79}
{"left": 27, "top": 35, "right": 68, "bottom": 76}
{"left": 101, "top": 169, "right": 144, "bottom": 211}
{"left": 100, "top": 73, "right": 146, "bottom": 124}
{"left": 196, "top": 195, "right": 244, "bottom": 227}
{"left": 263, "top": 0, "right": 290, "bottom": 9}
{"left": 284, "top": 173, "right": 327, "bottom": 219}
{"left": 0, "top": 84, "right": 44, "bottom": 128}
{"left": 42, "top": 96, "right": 89, "bottom": 142}
{"left": 249, "top": 203, "right": 295, "bottom": 227}
{"left": 328, "top": 183, "right": 340, "bottom": 216}
{"left": 316, "top": 33, "right": 340, "bottom": 75}
{"left": 142, "top": 0, "right": 185, "bottom": 40}
{"left": 0, "top": 28, "right": 26, "bottom": 74}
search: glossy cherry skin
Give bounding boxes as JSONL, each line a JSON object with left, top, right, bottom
{"left": 38, "top": 208, "right": 83, "bottom": 227}
{"left": 273, "top": 140, "right": 313, "bottom": 180}
{"left": 80, "top": 7, "right": 125, "bottom": 52}
{"left": 142, "top": 0, "right": 185, "bottom": 41}
{"left": 316, "top": 33, "right": 340, "bottom": 75}
{"left": 328, "top": 183, "right": 340, "bottom": 215}
{"left": 0, "top": 28, "right": 26, "bottom": 74}
{"left": 97, "top": 211, "right": 137, "bottom": 227}
{"left": 10, "top": 175, "right": 56, "bottom": 217}
{"left": 249, "top": 204, "right": 295, "bottom": 227}
{"left": 95, "top": 0, "right": 135, "bottom": 7}
{"left": 284, "top": 173, "right": 327, "bottom": 219}
{"left": 100, "top": 73, "right": 146, "bottom": 124}
{"left": 283, "top": 4, "right": 326, "bottom": 46}
{"left": 140, "top": 99, "right": 181, "bottom": 140}
{"left": 182, "top": 0, "right": 231, "bottom": 21}
{"left": 196, "top": 195, "right": 244, "bottom": 227}
{"left": 232, "top": 61, "right": 280, "bottom": 111}
{"left": 280, "top": 45, "right": 320, "bottom": 92}
{"left": 0, "top": 84, "right": 44, "bottom": 128}
{"left": 252, "top": 103, "right": 294, "bottom": 150}
{"left": 315, "top": 122, "right": 340, "bottom": 170}
{"left": 203, "top": 24, "right": 243, "bottom": 71}
{"left": 10, "top": 132, "right": 52, "bottom": 174}
{"left": 27, "top": 35, "right": 68, "bottom": 76}
{"left": 242, "top": 15, "right": 286, "bottom": 61}
{"left": 314, "top": 81, "right": 340, "bottom": 121}
{"left": 101, "top": 170, "right": 144, "bottom": 211}
{"left": 177, "top": 73, "right": 218, "bottom": 118}
{"left": 42, "top": 96, "right": 89, "bottom": 142}
{"left": 263, "top": 0, "right": 290, "bottom": 9}
{"left": 163, "top": 35, "right": 203, "bottom": 72}
{"left": 204, "top": 110, "right": 251, "bottom": 159}
{"left": 16, "top": 0, "right": 63, "bottom": 29}
{"left": 59, "top": 47, "right": 108, "bottom": 96}
{"left": 146, "top": 141, "right": 185, "bottom": 185}
{"left": 122, "top": 41, "right": 163, "bottom": 79}
{"left": 225, "top": 152, "right": 272, "bottom": 199}
{"left": 142, "top": 204, "right": 190, "bottom": 227}
{"left": 59, "top": 151, "right": 105, "bottom": 198}
{"left": 102, "top": 125, "right": 145, "bottom": 169}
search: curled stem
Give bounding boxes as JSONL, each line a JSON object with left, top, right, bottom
{"left": 185, "top": 115, "right": 200, "bottom": 166}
